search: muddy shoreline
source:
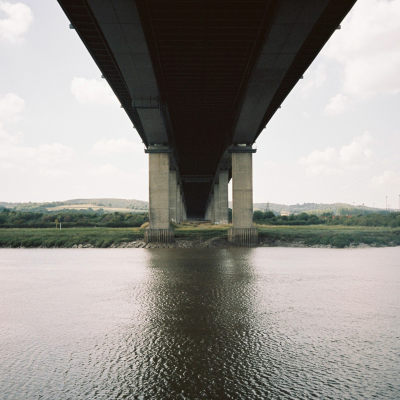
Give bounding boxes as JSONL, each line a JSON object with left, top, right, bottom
{"left": 0, "top": 237, "right": 381, "bottom": 249}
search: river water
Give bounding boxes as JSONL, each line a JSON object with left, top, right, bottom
{"left": 0, "top": 247, "right": 399, "bottom": 399}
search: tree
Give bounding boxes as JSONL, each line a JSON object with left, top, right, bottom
{"left": 264, "top": 211, "right": 275, "bottom": 219}
{"left": 298, "top": 212, "right": 308, "bottom": 221}
{"left": 253, "top": 210, "right": 264, "bottom": 221}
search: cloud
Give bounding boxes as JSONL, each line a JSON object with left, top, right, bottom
{"left": 0, "top": 133, "right": 74, "bottom": 169}
{"left": 0, "top": 93, "right": 25, "bottom": 124}
{"left": 91, "top": 137, "right": 142, "bottom": 156}
{"left": 254, "top": 133, "right": 399, "bottom": 207}
{"left": 0, "top": 92, "right": 25, "bottom": 148}
{"left": 88, "top": 163, "right": 120, "bottom": 176}
{"left": 300, "top": 63, "right": 327, "bottom": 96}
{"left": 71, "top": 77, "right": 119, "bottom": 105}
{"left": 324, "top": 94, "right": 353, "bottom": 116}
{"left": 299, "top": 132, "right": 375, "bottom": 176}
{"left": 324, "top": 0, "right": 400, "bottom": 99}
{"left": 0, "top": 91, "right": 149, "bottom": 202}
{"left": 0, "top": 92, "right": 74, "bottom": 172}
{"left": 88, "top": 163, "right": 136, "bottom": 179}
{"left": 371, "top": 170, "right": 400, "bottom": 187}
{"left": 39, "top": 168, "right": 71, "bottom": 177}
{"left": 0, "top": 1, "right": 33, "bottom": 44}
{"left": 301, "top": 111, "right": 309, "bottom": 119}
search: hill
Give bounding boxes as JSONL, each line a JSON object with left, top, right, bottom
{"left": 0, "top": 198, "right": 148, "bottom": 213}
{"left": 243, "top": 202, "right": 382, "bottom": 215}
{"left": 1, "top": 199, "right": 386, "bottom": 215}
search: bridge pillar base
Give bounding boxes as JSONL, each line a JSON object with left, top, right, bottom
{"left": 228, "top": 227, "right": 258, "bottom": 246}
{"left": 144, "top": 228, "right": 175, "bottom": 243}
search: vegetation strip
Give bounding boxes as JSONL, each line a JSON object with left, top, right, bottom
{"left": 0, "top": 209, "right": 148, "bottom": 228}
{"left": 1, "top": 208, "right": 399, "bottom": 249}
{"left": 257, "top": 225, "right": 400, "bottom": 248}
{"left": 0, "top": 225, "right": 399, "bottom": 249}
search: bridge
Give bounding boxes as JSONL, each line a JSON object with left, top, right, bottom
{"left": 57, "top": 0, "right": 356, "bottom": 245}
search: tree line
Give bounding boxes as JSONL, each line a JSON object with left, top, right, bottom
{"left": 253, "top": 210, "right": 324, "bottom": 225}
{"left": 0, "top": 209, "right": 148, "bottom": 228}
{"left": 1, "top": 208, "right": 399, "bottom": 229}
{"left": 253, "top": 210, "right": 400, "bottom": 228}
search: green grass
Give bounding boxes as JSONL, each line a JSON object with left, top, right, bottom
{"left": 0, "top": 224, "right": 399, "bottom": 248}
{"left": 0, "top": 228, "right": 143, "bottom": 248}
{"left": 257, "top": 225, "right": 400, "bottom": 248}
{"left": 174, "top": 223, "right": 230, "bottom": 241}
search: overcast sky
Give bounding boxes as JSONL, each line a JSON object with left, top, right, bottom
{"left": 1, "top": 0, "right": 399, "bottom": 209}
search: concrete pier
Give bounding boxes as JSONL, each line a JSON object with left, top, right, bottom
{"left": 176, "top": 184, "right": 182, "bottom": 223}
{"left": 144, "top": 146, "right": 174, "bottom": 243}
{"left": 218, "top": 170, "right": 229, "bottom": 223}
{"left": 214, "top": 183, "right": 220, "bottom": 223}
{"left": 169, "top": 170, "right": 177, "bottom": 222}
{"left": 210, "top": 194, "right": 215, "bottom": 224}
{"left": 182, "top": 199, "right": 187, "bottom": 221}
{"left": 205, "top": 201, "right": 211, "bottom": 220}
{"left": 228, "top": 146, "right": 258, "bottom": 246}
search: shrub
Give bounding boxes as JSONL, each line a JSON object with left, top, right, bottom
{"left": 330, "top": 235, "right": 351, "bottom": 248}
{"left": 102, "top": 239, "right": 113, "bottom": 248}
{"left": 54, "top": 238, "right": 65, "bottom": 247}
{"left": 95, "top": 239, "right": 104, "bottom": 248}
{"left": 44, "top": 239, "right": 55, "bottom": 247}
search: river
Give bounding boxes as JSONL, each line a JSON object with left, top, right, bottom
{"left": 0, "top": 247, "right": 399, "bottom": 399}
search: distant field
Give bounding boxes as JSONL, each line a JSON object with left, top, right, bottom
{"left": 47, "top": 204, "right": 145, "bottom": 213}
{"left": 0, "top": 224, "right": 399, "bottom": 248}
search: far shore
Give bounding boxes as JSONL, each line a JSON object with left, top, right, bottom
{"left": 0, "top": 224, "right": 399, "bottom": 249}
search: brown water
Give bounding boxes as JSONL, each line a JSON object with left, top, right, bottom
{"left": 0, "top": 247, "right": 399, "bottom": 399}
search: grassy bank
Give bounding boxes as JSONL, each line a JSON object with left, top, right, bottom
{"left": 0, "top": 228, "right": 143, "bottom": 248}
{"left": 0, "top": 225, "right": 399, "bottom": 248}
{"left": 257, "top": 225, "right": 400, "bottom": 248}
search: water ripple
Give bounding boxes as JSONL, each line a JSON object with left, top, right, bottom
{"left": 0, "top": 248, "right": 399, "bottom": 399}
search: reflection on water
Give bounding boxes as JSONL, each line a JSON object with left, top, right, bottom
{"left": 0, "top": 248, "right": 399, "bottom": 399}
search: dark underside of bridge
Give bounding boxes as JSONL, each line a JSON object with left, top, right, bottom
{"left": 138, "top": 1, "right": 280, "bottom": 216}
{"left": 58, "top": 0, "right": 356, "bottom": 218}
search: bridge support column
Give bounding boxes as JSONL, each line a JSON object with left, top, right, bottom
{"left": 169, "top": 170, "right": 177, "bottom": 222}
{"left": 176, "top": 184, "right": 182, "bottom": 223}
{"left": 218, "top": 170, "right": 229, "bottom": 224}
{"left": 210, "top": 194, "right": 215, "bottom": 224}
{"left": 144, "top": 147, "right": 174, "bottom": 243}
{"left": 205, "top": 202, "right": 211, "bottom": 221}
{"left": 182, "top": 197, "right": 187, "bottom": 221}
{"left": 214, "top": 183, "right": 220, "bottom": 223}
{"left": 228, "top": 146, "right": 258, "bottom": 246}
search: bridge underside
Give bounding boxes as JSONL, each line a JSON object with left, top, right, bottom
{"left": 58, "top": 0, "right": 356, "bottom": 224}
{"left": 136, "top": 1, "right": 281, "bottom": 217}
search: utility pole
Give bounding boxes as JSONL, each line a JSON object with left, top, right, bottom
{"left": 386, "top": 196, "right": 388, "bottom": 214}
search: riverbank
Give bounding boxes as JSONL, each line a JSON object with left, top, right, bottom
{"left": 0, "top": 224, "right": 399, "bottom": 248}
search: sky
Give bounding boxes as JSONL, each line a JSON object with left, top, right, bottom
{"left": 0, "top": 0, "right": 399, "bottom": 209}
